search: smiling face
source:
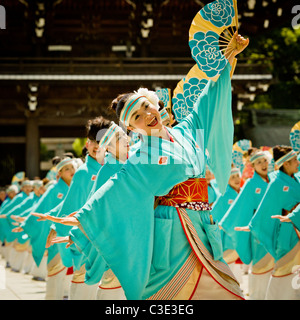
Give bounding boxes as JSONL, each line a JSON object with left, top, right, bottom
{"left": 252, "top": 156, "right": 269, "bottom": 178}
{"left": 128, "top": 100, "right": 163, "bottom": 136}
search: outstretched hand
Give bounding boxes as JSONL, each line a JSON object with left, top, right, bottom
{"left": 51, "top": 236, "right": 74, "bottom": 248}
{"left": 271, "top": 215, "right": 292, "bottom": 223}
{"left": 31, "top": 211, "right": 78, "bottom": 225}
{"left": 12, "top": 227, "right": 23, "bottom": 233}
{"left": 234, "top": 226, "right": 250, "bottom": 232}
{"left": 10, "top": 215, "right": 26, "bottom": 223}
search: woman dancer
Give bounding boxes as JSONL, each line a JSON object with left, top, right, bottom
{"left": 47, "top": 33, "right": 249, "bottom": 300}
{"left": 19, "top": 157, "right": 75, "bottom": 300}
{"left": 221, "top": 150, "right": 274, "bottom": 299}
{"left": 36, "top": 117, "right": 107, "bottom": 300}
{"left": 236, "top": 145, "right": 300, "bottom": 300}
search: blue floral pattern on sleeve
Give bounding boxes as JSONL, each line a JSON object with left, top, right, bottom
{"left": 189, "top": 30, "right": 227, "bottom": 78}
{"left": 200, "top": 0, "right": 235, "bottom": 28}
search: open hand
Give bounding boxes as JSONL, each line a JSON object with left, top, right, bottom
{"left": 271, "top": 215, "right": 292, "bottom": 223}
{"left": 234, "top": 226, "right": 250, "bottom": 232}
{"left": 12, "top": 227, "right": 24, "bottom": 233}
{"left": 51, "top": 236, "right": 74, "bottom": 248}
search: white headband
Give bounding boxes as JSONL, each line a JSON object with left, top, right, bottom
{"left": 120, "top": 88, "right": 160, "bottom": 126}
{"left": 98, "top": 122, "right": 124, "bottom": 148}
{"left": 250, "top": 151, "right": 268, "bottom": 164}
{"left": 230, "top": 167, "right": 241, "bottom": 176}
{"left": 275, "top": 150, "right": 298, "bottom": 168}
{"left": 56, "top": 158, "right": 74, "bottom": 172}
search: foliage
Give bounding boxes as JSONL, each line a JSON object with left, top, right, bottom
{"left": 241, "top": 24, "right": 300, "bottom": 110}
{"left": 72, "top": 138, "right": 87, "bottom": 157}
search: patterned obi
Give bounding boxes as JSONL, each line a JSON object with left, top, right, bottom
{"left": 158, "top": 178, "right": 211, "bottom": 211}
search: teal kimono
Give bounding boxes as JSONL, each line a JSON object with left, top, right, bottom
{"left": 0, "top": 197, "right": 12, "bottom": 210}
{"left": 211, "top": 185, "right": 239, "bottom": 252}
{"left": 208, "top": 178, "right": 221, "bottom": 204}
{"left": 21, "top": 179, "right": 69, "bottom": 267}
{"left": 4, "top": 192, "right": 41, "bottom": 243}
{"left": 0, "top": 197, "right": 12, "bottom": 241}
{"left": 0, "top": 191, "right": 29, "bottom": 243}
{"left": 249, "top": 170, "right": 300, "bottom": 261}
{"left": 75, "top": 64, "right": 242, "bottom": 300}
{"left": 70, "top": 152, "right": 127, "bottom": 284}
{"left": 288, "top": 172, "right": 300, "bottom": 230}
{"left": 287, "top": 203, "right": 300, "bottom": 231}
{"left": 220, "top": 172, "right": 271, "bottom": 265}
{"left": 49, "top": 154, "right": 101, "bottom": 268}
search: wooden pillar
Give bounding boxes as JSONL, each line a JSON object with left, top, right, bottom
{"left": 25, "top": 116, "right": 40, "bottom": 179}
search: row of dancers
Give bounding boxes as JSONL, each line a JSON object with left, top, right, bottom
{"left": 0, "top": 33, "right": 299, "bottom": 300}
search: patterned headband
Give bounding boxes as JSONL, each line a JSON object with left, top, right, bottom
{"left": 56, "top": 158, "right": 74, "bottom": 172}
{"left": 160, "top": 107, "right": 170, "bottom": 122}
{"left": 230, "top": 167, "right": 241, "bottom": 176}
{"left": 120, "top": 95, "right": 148, "bottom": 126}
{"left": 98, "top": 122, "right": 124, "bottom": 148}
{"left": 250, "top": 151, "right": 268, "bottom": 164}
{"left": 275, "top": 150, "right": 298, "bottom": 168}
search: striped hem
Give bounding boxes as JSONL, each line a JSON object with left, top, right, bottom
{"left": 178, "top": 208, "right": 236, "bottom": 280}
{"left": 147, "top": 251, "right": 198, "bottom": 300}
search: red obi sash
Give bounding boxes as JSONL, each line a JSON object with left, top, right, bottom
{"left": 158, "top": 178, "right": 211, "bottom": 211}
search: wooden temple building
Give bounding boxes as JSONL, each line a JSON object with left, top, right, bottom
{"left": 0, "top": 0, "right": 297, "bottom": 185}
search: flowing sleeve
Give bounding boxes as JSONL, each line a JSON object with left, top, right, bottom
{"left": 75, "top": 150, "right": 188, "bottom": 300}
{"left": 87, "top": 163, "right": 119, "bottom": 201}
{"left": 176, "top": 63, "right": 233, "bottom": 193}
{"left": 21, "top": 186, "right": 61, "bottom": 266}
{"left": 249, "top": 180, "right": 285, "bottom": 258}
{"left": 219, "top": 179, "right": 256, "bottom": 264}
{"left": 69, "top": 163, "right": 122, "bottom": 271}
{"left": 50, "top": 171, "right": 89, "bottom": 237}
{"left": 211, "top": 190, "right": 229, "bottom": 222}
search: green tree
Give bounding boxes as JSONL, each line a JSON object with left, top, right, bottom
{"left": 72, "top": 138, "right": 87, "bottom": 157}
{"left": 242, "top": 25, "right": 300, "bottom": 109}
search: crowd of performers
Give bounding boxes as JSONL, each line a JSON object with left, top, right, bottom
{"left": 0, "top": 33, "right": 299, "bottom": 300}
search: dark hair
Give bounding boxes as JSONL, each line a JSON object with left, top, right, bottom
{"left": 52, "top": 156, "right": 61, "bottom": 166}
{"left": 273, "top": 145, "right": 293, "bottom": 171}
{"left": 246, "top": 147, "right": 259, "bottom": 158}
{"left": 63, "top": 152, "right": 74, "bottom": 159}
{"left": 158, "top": 100, "right": 165, "bottom": 111}
{"left": 81, "top": 146, "right": 88, "bottom": 157}
{"left": 42, "top": 178, "right": 50, "bottom": 186}
{"left": 86, "top": 116, "right": 112, "bottom": 141}
{"left": 109, "top": 93, "right": 132, "bottom": 119}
